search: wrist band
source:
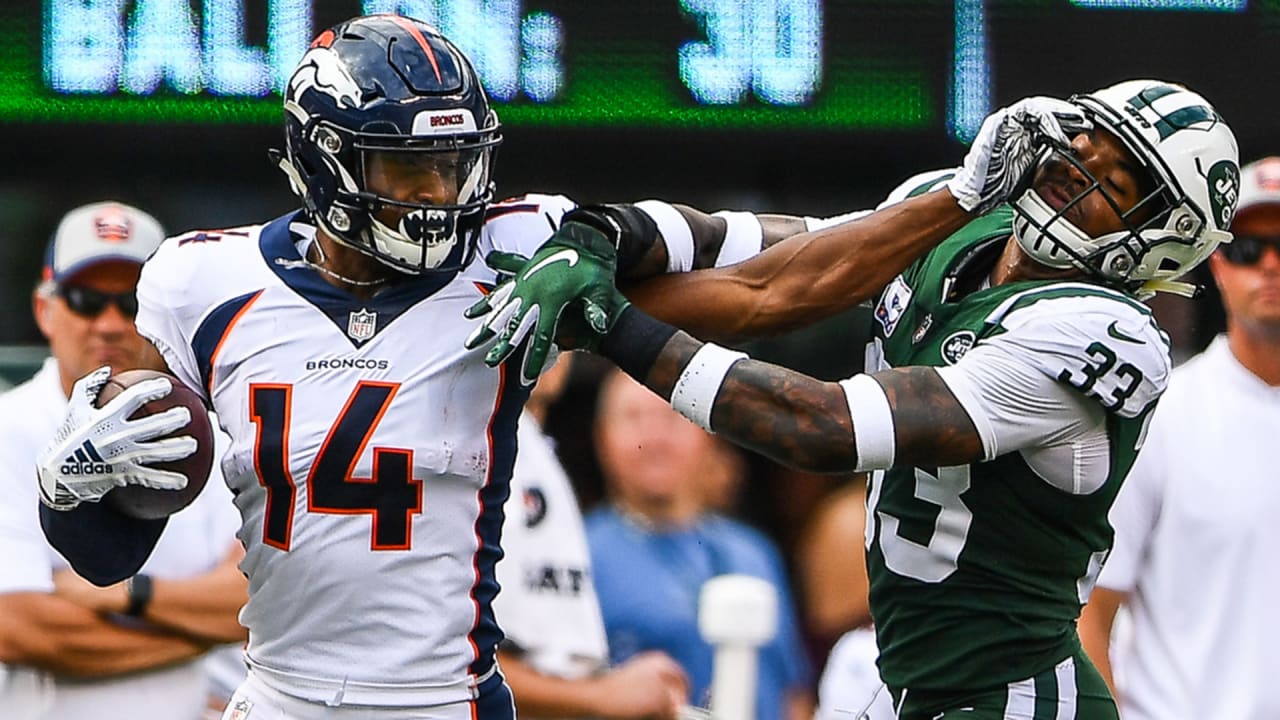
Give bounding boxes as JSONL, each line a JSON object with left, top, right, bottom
{"left": 670, "top": 344, "right": 747, "bottom": 432}
{"left": 635, "top": 200, "right": 694, "bottom": 273}
{"left": 599, "top": 306, "right": 678, "bottom": 380}
{"left": 124, "top": 573, "right": 153, "bottom": 617}
{"left": 839, "top": 374, "right": 896, "bottom": 471}
{"left": 710, "top": 211, "right": 763, "bottom": 267}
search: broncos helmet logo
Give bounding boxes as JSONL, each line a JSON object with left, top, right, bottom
{"left": 288, "top": 47, "right": 365, "bottom": 110}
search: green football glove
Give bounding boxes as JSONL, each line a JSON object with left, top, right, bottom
{"left": 464, "top": 222, "right": 630, "bottom": 385}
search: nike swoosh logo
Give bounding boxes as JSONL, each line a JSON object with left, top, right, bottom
{"left": 525, "top": 249, "right": 580, "bottom": 276}
{"left": 1107, "top": 321, "right": 1143, "bottom": 344}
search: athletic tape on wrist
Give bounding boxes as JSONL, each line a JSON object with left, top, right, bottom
{"left": 635, "top": 200, "right": 695, "bottom": 273}
{"left": 839, "top": 374, "right": 896, "bottom": 471}
{"left": 670, "top": 344, "right": 747, "bottom": 432}
{"left": 599, "top": 306, "right": 679, "bottom": 381}
{"left": 711, "top": 211, "right": 764, "bottom": 267}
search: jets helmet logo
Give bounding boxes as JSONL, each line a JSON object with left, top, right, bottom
{"left": 1125, "top": 84, "right": 1221, "bottom": 140}
{"left": 1207, "top": 160, "right": 1241, "bottom": 229}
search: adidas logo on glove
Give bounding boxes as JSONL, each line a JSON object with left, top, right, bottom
{"left": 59, "top": 440, "right": 113, "bottom": 476}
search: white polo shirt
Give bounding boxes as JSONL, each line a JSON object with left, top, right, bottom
{"left": 1098, "top": 336, "right": 1280, "bottom": 720}
{"left": 493, "top": 413, "right": 609, "bottom": 680}
{"left": 0, "top": 358, "right": 241, "bottom": 720}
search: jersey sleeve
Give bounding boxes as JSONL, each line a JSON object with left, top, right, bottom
{"left": 134, "top": 236, "right": 211, "bottom": 396}
{"left": 981, "top": 286, "right": 1171, "bottom": 418}
{"left": 479, "top": 193, "right": 577, "bottom": 263}
{"left": 931, "top": 340, "right": 1105, "bottom": 454}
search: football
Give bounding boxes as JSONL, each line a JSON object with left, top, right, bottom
{"left": 94, "top": 369, "right": 214, "bottom": 520}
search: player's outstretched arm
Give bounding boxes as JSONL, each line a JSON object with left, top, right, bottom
{"left": 595, "top": 307, "right": 984, "bottom": 473}
{"left": 466, "top": 96, "right": 1085, "bottom": 375}
{"left": 625, "top": 190, "right": 968, "bottom": 343}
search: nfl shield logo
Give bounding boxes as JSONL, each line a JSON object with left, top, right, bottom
{"left": 347, "top": 309, "right": 377, "bottom": 341}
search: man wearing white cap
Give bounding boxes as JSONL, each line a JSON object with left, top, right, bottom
{"left": 1079, "top": 157, "right": 1280, "bottom": 720}
{"left": 0, "top": 201, "right": 247, "bottom": 719}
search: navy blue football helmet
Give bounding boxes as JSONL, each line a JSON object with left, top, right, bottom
{"left": 278, "top": 14, "right": 502, "bottom": 274}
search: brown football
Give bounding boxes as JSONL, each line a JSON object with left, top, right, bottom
{"left": 94, "top": 369, "right": 214, "bottom": 520}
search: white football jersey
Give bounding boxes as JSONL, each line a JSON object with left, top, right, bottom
{"left": 134, "top": 194, "right": 575, "bottom": 707}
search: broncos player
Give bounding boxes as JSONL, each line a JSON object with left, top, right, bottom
{"left": 471, "top": 79, "right": 1240, "bottom": 719}
{"left": 33, "top": 13, "right": 1066, "bottom": 720}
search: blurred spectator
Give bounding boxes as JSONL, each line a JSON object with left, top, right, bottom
{"left": 0, "top": 202, "right": 246, "bottom": 719}
{"left": 496, "top": 353, "right": 689, "bottom": 720}
{"left": 586, "top": 368, "right": 814, "bottom": 720}
{"left": 1078, "top": 157, "right": 1280, "bottom": 719}
{"left": 794, "top": 480, "right": 893, "bottom": 720}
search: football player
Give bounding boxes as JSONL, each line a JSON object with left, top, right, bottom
{"left": 32, "top": 13, "right": 1058, "bottom": 720}
{"left": 470, "top": 79, "right": 1240, "bottom": 719}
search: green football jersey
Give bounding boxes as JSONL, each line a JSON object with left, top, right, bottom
{"left": 862, "top": 206, "right": 1170, "bottom": 708}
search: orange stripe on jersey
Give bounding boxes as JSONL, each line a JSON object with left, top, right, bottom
{"left": 206, "top": 289, "right": 263, "bottom": 396}
{"left": 468, "top": 361, "right": 508, "bottom": 665}
{"left": 388, "top": 15, "right": 443, "bottom": 83}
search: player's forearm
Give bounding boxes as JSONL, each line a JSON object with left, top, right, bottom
{"left": 620, "top": 205, "right": 809, "bottom": 280}
{"left": 142, "top": 560, "right": 248, "bottom": 643}
{"left": 39, "top": 501, "right": 166, "bottom": 586}
{"left": 601, "top": 313, "right": 857, "bottom": 472}
{"left": 498, "top": 652, "right": 606, "bottom": 718}
{"left": 1078, "top": 587, "right": 1125, "bottom": 697}
{"left": 0, "top": 592, "right": 206, "bottom": 677}
{"left": 627, "top": 190, "right": 969, "bottom": 343}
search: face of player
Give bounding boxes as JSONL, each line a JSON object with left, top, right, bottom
{"left": 1029, "top": 127, "right": 1159, "bottom": 239}
{"left": 1210, "top": 204, "right": 1280, "bottom": 336}
{"left": 594, "top": 371, "right": 723, "bottom": 522}
{"left": 363, "top": 149, "right": 467, "bottom": 225}
{"left": 34, "top": 260, "right": 150, "bottom": 396}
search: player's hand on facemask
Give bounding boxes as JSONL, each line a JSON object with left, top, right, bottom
{"left": 947, "top": 96, "right": 1092, "bottom": 216}
{"left": 37, "top": 366, "right": 196, "bottom": 511}
{"left": 465, "top": 221, "right": 630, "bottom": 385}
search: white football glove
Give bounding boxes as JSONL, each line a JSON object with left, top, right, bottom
{"left": 37, "top": 366, "right": 197, "bottom": 511}
{"left": 947, "top": 96, "right": 1092, "bottom": 216}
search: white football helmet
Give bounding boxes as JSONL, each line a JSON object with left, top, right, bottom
{"left": 1011, "top": 79, "right": 1240, "bottom": 295}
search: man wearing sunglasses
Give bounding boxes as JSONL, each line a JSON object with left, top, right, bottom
{"left": 0, "top": 201, "right": 247, "bottom": 719}
{"left": 1080, "top": 156, "right": 1280, "bottom": 720}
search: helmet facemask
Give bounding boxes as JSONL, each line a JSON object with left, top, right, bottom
{"left": 1012, "top": 138, "right": 1191, "bottom": 284}
{"left": 316, "top": 126, "right": 499, "bottom": 275}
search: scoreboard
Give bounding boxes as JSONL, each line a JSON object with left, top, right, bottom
{"left": 2, "top": 0, "right": 1272, "bottom": 145}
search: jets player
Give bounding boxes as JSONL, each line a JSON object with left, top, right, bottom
{"left": 470, "top": 79, "right": 1240, "bottom": 719}
{"left": 31, "top": 13, "right": 1071, "bottom": 720}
